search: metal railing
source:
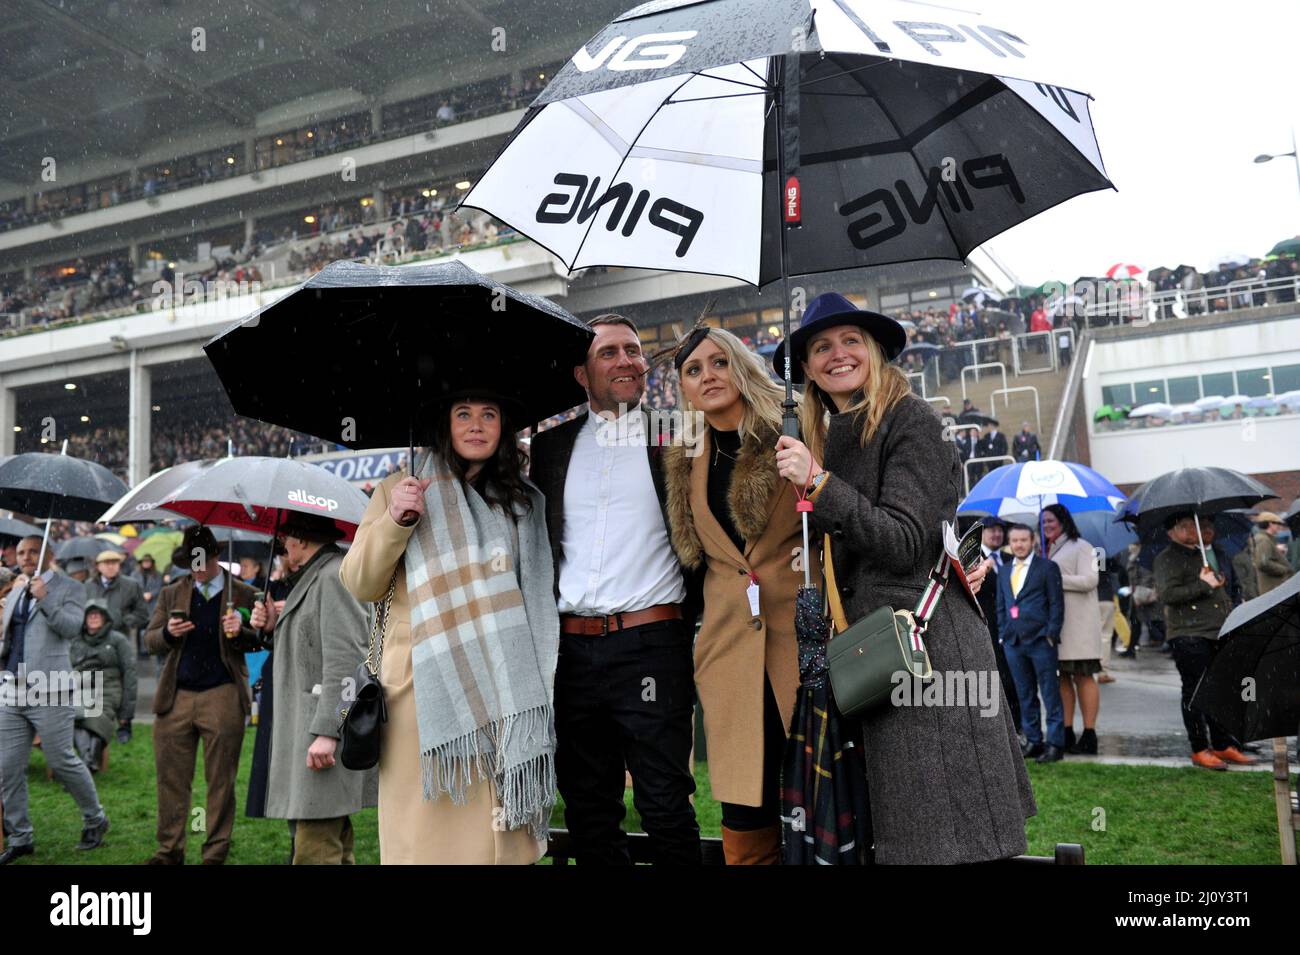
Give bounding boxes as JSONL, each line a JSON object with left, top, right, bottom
{"left": 963, "top": 454, "right": 1015, "bottom": 495}
{"left": 961, "top": 362, "right": 1007, "bottom": 399}
{"left": 1080, "top": 274, "right": 1300, "bottom": 327}
{"left": 1047, "top": 332, "right": 1093, "bottom": 461}
{"left": 1012, "top": 331, "right": 1056, "bottom": 375}
{"left": 990, "top": 386, "right": 1041, "bottom": 436}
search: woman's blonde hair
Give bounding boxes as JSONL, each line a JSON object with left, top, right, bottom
{"left": 796, "top": 327, "right": 911, "bottom": 461}
{"left": 675, "top": 327, "right": 787, "bottom": 443}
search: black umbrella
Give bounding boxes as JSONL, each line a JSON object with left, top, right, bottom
{"left": 898, "top": 343, "right": 941, "bottom": 362}
{"left": 460, "top": 0, "right": 1111, "bottom": 435}
{"left": 959, "top": 412, "right": 1000, "bottom": 428}
{"left": 1135, "top": 509, "right": 1255, "bottom": 570}
{"left": 210, "top": 527, "right": 274, "bottom": 563}
{"left": 1190, "top": 573, "right": 1300, "bottom": 742}
{"left": 204, "top": 260, "right": 594, "bottom": 459}
{"left": 1119, "top": 467, "right": 1275, "bottom": 565}
{"left": 97, "top": 459, "right": 222, "bottom": 525}
{"left": 1284, "top": 498, "right": 1300, "bottom": 537}
{"left": 56, "top": 536, "right": 124, "bottom": 563}
{"left": 0, "top": 517, "right": 43, "bottom": 541}
{"left": 0, "top": 446, "right": 128, "bottom": 572}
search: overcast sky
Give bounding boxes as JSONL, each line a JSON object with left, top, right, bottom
{"left": 974, "top": 0, "right": 1300, "bottom": 285}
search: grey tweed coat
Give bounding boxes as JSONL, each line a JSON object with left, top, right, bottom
{"left": 811, "top": 393, "right": 1036, "bottom": 864}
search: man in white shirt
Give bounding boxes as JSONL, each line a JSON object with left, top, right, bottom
{"left": 530, "top": 314, "right": 702, "bottom": 865}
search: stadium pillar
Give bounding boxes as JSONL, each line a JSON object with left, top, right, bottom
{"left": 0, "top": 385, "right": 13, "bottom": 456}
{"left": 127, "top": 352, "right": 152, "bottom": 487}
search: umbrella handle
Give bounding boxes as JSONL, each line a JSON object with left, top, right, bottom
{"left": 1193, "top": 511, "right": 1210, "bottom": 568}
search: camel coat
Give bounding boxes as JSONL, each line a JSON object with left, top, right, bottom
{"left": 339, "top": 472, "right": 545, "bottom": 865}
{"left": 664, "top": 423, "right": 810, "bottom": 807}
{"left": 1047, "top": 535, "right": 1101, "bottom": 661}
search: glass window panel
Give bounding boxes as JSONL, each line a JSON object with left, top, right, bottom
{"left": 1101, "top": 383, "right": 1133, "bottom": 406}
{"left": 1135, "top": 380, "right": 1166, "bottom": 403}
{"left": 1167, "top": 376, "right": 1201, "bottom": 404}
{"left": 1236, "top": 367, "right": 1270, "bottom": 397}
{"left": 1200, "top": 371, "right": 1234, "bottom": 397}
{"left": 1272, "top": 364, "right": 1300, "bottom": 393}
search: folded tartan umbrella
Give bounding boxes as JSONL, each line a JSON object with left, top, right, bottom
{"left": 780, "top": 585, "right": 871, "bottom": 865}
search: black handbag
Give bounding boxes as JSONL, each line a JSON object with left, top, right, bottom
{"left": 337, "top": 573, "right": 396, "bottom": 770}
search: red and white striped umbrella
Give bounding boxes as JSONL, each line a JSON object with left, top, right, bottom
{"left": 1105, "top": 262, "right": 1144, "bottom": 281}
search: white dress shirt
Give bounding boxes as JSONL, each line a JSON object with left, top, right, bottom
{"left": 557, "top": 408, "right": 685, "bottom": 615}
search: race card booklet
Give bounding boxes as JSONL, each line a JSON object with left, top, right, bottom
{"left": 943, "top": 518, "right": 986, "bottom": 606}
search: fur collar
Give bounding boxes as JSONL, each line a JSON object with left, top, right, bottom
{"left": 664, "top": 421, "right": 781, "bottom": 569}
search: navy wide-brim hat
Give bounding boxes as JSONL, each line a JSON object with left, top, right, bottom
{"left": 772, "top": 292, "right": 908, "bottom": 384}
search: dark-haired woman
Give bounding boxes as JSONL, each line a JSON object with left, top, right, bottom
{"left": 1041, "top": 504, "right": 1101, "bottom": 754}
{"left": 340, "top": 396, "right": 558, "bottom": 864}
{"left": 771, "top": 292, "right": 1035, "bottom": 864}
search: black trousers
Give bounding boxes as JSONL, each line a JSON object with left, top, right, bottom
{"left": 554, "top": 617, "right": 701, "bottom": 864}
{"left": 1169, "top": 636, "right": 1238, "bottom": 753}
{"left": 991, "top": 637, "right": 1022, "bottom": 733}
{"left": 719, "top": 677, "right": 785, "bottom": 831}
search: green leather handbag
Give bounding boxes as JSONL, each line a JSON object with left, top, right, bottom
{"left": 824, "top": 533, "right": 947, "bottom": 718}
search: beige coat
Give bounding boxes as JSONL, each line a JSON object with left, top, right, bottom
{"left": 664, "top": 424, "right": 809, "bottom": 807}
{"left": 339, "top": 472, "right": 545, "bottom": 865}
{"left": 1048, "top": 535, "right": 1101, "bottom": 661}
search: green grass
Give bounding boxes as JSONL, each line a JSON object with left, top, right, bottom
{"left": 16, "top": 725, "right": 1285, "bottom": 864}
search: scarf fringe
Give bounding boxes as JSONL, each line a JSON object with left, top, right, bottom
{"left": 418, "top": 703, "right": 556, "bottom": 839}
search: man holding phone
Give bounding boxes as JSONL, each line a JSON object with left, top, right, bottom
{"left": 143, "top": 525, "right": 268, "bottom": 864}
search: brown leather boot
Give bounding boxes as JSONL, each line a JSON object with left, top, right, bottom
{"left": 721, "top": 825, "right": 782, "bottom": 865}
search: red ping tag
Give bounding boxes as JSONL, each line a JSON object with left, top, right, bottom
{"left": 1009, "top": 605, "right": 1020, "bottom": 619}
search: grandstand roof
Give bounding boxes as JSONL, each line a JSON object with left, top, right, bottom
{"left": 0, "top": 0, "right": 622, "bottom": 184}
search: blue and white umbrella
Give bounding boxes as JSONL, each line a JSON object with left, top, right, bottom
{"left": 959, "top": 460, "right": 1125, "bottom": 553}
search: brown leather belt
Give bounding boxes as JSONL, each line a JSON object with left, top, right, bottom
{"left": 560, "top": 604, "right": 682, "bottom": 636}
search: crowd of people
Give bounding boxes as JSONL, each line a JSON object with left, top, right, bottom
{"left": 0, "top": 258, "right": 139, "bottom": 329}
{"left": 0, "top": 65, "right": 556, "bottom": 235}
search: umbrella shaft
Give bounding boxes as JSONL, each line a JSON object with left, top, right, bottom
{"left": 774, "top": 56, "right": 798, "bottom": 440}
{"left": 802, "top": 512, "right": 811, "bottom": 590}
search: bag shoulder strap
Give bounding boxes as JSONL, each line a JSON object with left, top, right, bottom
{"left": 364, "top": 571, "right": 398, "bottom": 677}
{"left": 823, "top": 533, "right": 849, "bottom": 634}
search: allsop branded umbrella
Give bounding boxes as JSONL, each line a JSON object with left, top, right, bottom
{"left": 155, "top": 456, "right": 368, "bottom": 541}
{"left": 156, "top": 456, "right": 370, "bottom": 611}
{"left": 97, "top": 459, "right": 221, "bottom": 525}
{"left": 204, "top": 260, "right": 594, "bottom": 455}
{"left": 1190, "top": 573, "right": 1300, "bottom": 742}
{"left": 0, "top": 446, "right": 128, "bottom": 570}
{"left": 462, "top": 0, "right": 1110, "bottom": 431}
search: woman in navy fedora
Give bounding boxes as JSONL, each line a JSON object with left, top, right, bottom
{"left": 771, "top": 292, "right": 1036, "bottom": 864}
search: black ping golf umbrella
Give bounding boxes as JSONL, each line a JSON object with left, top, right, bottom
{"left": 462, "top": 0, "right": 1111, "bottom": 433}
{"left": 204, "top": 260, "right": 594, "bottom": 458}
{"left": 1190, "top": 572, "right": 1300, "bottom": 742}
